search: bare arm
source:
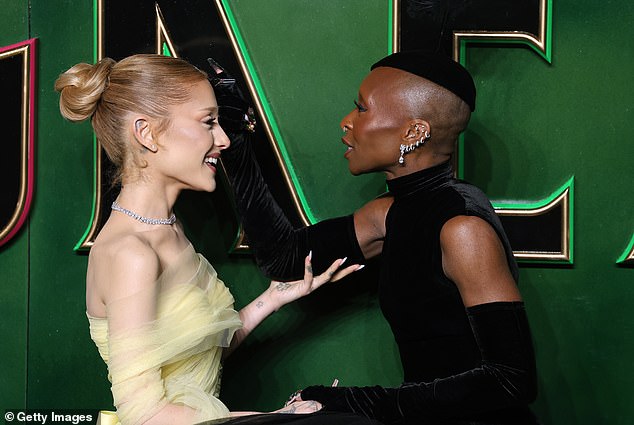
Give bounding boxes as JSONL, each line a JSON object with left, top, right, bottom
{"left": 353, "top": 196, "right": 392, "bottom": 259}
{"left": 299, "top": 216, "right": 536, "bottom": 421}
{"left": 102, "top": 238, "right": 200, "bottom": 425}
{"left": 224, "top": 255, "right": 356, "bottom": 357}
{"left": 440, "top": 215, "right": 522, "bottom": 306}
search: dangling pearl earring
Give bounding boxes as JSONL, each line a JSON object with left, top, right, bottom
{"left": 398, "top": 130, "right": 431, "bottom": 165}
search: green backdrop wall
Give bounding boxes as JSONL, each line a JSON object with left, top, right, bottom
{"left": 0, "top": 1, "right": 632, "bottom": 424}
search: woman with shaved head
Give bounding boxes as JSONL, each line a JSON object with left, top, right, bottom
{"left": 219, "top": 50, "right": 539, "bottom": 425}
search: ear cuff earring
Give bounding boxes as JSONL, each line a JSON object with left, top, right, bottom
{"left": 398, "top": 130, "right": 431, "bottom": 165}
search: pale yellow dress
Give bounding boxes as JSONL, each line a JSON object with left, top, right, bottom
{"left": 87, "top": 244, "right": 243, "bottom": 425}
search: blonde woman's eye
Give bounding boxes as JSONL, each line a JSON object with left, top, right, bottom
{"left": 205, "top": 118, "right": 217, "bottom": 127}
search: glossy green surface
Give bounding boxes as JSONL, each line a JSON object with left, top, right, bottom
{"left": 0, "top": 1, "right": 631, "bottom": 423}
{"left": 25, "top": 0, "right": 108, "bottom": 408}
{"left": 0, "top": 0, "right": 29, "bottom": 410}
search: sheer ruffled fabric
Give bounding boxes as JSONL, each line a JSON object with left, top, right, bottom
{"left": 87, "top": 244, "right": 243, "bottom": 425}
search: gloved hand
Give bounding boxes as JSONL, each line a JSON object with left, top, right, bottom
{"left": 206, "top": 57, "right": 256, "bottom": 133}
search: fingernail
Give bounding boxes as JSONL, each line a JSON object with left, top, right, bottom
{"left": 356, "top": 265, "right": 365, "bottom": 271}
{"left": 341, "top": 257, "right": 347, "bottom": 265}
{"left": 308, "top": 250, "right": 312, "bottom": 261}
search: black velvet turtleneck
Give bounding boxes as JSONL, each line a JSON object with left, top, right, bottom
{"left": 380, "top": 160, "right": 518, "bottom": 382}
{"left": 386, "top": 160, "right": 454, "bottom": 198}
{"left": 222, "top": 134, "right": 537, "bottom": 423}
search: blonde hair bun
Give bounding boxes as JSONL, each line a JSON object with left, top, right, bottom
{"left": 55, "top": 57, "right": 115, "bottom": 122}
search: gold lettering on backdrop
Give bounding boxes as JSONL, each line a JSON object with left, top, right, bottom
{"left": 77, "top": 1, "right": 578, "bottom": 263}
{"left": 393, "top": 0, "right": 569, "bottom": 263}
{"left": 0, "top": 39, "right": 37, "bottom": 248}
{"left": 156, "top": 4, "right": 176, "bottom": 57}
{"left": 493, "top": 178, "right": 574, "bottom": 263}
{"left": 451, "top": 0, "right": 552, "bottom": 62}
{"left": 75, "top": 0, "right": 105, "bottom": 250}
{"left": 76, "top": 1, "right": 313, "bottom": 251}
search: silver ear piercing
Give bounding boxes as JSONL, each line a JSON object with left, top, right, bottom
{"left": 398, "top": 129, "right": 431, "bottom": 165}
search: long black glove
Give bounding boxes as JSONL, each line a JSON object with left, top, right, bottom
{"left": 209, "top": 58, "right": 364, "bottom": 281}
{"left": 301, "top": 302, "right": 538, "bottom": 423}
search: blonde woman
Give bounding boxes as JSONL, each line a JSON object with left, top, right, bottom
{"left": 55, "top": 54, "right": 367, "bottom": 425}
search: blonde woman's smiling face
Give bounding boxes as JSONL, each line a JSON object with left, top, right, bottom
{"left": 154, "top": 80, "right": 230, "bottom": 193}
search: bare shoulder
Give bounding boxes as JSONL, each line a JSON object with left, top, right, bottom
{"left": 440, "top": 215, "right": 500, "bottom": 250}
{"left": 89, "top": 234, "right": 161, "bottom": 304}
{"left": 353, "top": 195, "right": 393, "bottom": 259}
{"left": 440, "top": 215, "right": 521, "bottom": 306}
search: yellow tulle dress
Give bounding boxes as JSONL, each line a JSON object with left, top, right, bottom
{"left": 87, "top": 244, "right": 243, "bottom": 425}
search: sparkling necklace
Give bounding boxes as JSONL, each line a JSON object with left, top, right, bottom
{"left": 111, "top": 201, "right": 176, "bottom": 225}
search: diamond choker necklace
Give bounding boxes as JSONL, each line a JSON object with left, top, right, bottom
{"left": 111, "top": 201, "right": 176, "bottom": 225}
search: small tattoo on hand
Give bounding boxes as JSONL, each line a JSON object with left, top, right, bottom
{"left": 256, "top": 301, "right": 264, "bottom": 308}
{"left": 276, "top": 282, "right": 292, "bottom": 291}
{"left": 306, "top": 264, "right": 313, "bottom": 274}
{"left": 284, "top": 405, "right": 297, "bottom": 414}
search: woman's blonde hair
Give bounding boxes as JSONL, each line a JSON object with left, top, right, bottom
{"left": 54, "top": 54, "right": 208, "bottom": 183}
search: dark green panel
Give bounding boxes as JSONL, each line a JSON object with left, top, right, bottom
{"left": 0, "top": 0, "right": 29, "bottom": 411}
{"left": 226, "top": 0, "right": 391, "bottom": 220}
{"left": 26, "top": 0, "right": 109, "bottom": 408}
{"left": 217, "top": 1, "right": 402, "bottom": 412}
{"left": 0, "top": 0, "right": 28, "bottom": 43}
{"left": 225, "top": 0, "right": 634, "bottom": 422}
{"left": 462, "top": 1, "right": 634, "bottom": 424}
{"left": 11, "top": 1, "right": 633, "bottom": 423}
{"left": 0, "top": 234, "right": 28, "bottom": 410}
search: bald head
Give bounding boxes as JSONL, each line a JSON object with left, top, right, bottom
{"left": 367, "top": 67, "right": 472, "bottom": 154}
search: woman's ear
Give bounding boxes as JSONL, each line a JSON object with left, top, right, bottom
{"left": 402, "top": 119, "right": 431, "bottom": 143}
{"left": 132, "top": 118, "right": 157, "bottom": 153}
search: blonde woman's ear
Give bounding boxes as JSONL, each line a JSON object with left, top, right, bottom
{"left": 132, "top": 118, "right": 157, "bottom": 152}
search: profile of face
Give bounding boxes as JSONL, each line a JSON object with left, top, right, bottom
{"left": 147, "top": 79, "right": 230, "bottom": 193}
{"left": 340, "top": 67, "right": 411, "bottom": 177}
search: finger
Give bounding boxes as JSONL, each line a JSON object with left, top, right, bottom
{"left": 330, "top": 264, "right": 365, "bottom": 282}
{"left": 285, "top": 389, "right": 302, "bottom": 406}
{"left": 304, "top": 250, "right": 314, "bottom": 284}
{"left": 292, "top": 400, "right": 322, "bottom": 414}
{"left": 311, "top": 257, "right": 346, "bottom": 288}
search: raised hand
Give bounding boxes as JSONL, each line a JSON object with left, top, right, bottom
{"left": 206, "top": 57, "right": 256, "bottom": 133}
{"left": 269, "top": 253, "right": 362, "bottom": 310}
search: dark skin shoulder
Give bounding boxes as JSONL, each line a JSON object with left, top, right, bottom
{"left": 440, "top": 215, "right": 522, "bottom": 307}
{"left": 353, "top": 195, "right": 393, "bottom": 259}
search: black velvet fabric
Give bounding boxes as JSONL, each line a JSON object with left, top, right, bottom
{"left": 220, "top": 131, "right": 365, "bottom": 281}
{"left": 220, "top": 128, "right": 538, "bottom": 424}
{"left": 301, "top": 302, "right": 537, "bottom": 424}
{"left": 379, "top": 161, "right": 520, "bottom": 384}
{"left": 198, "top": 411, "right": 383, "bottom": 425}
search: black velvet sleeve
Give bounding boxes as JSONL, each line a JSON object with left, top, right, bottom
{"left": 220, "top": 130, "right": 365, "bottom": 281}
{"left": 300, "top": 302, "right": 537, "bottom": 423}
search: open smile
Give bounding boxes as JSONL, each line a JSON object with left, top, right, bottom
{"left": 204, "top": 156, "right": 218, "bottom": 172}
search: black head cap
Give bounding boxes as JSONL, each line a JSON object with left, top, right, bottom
{"left": 371, "top": 50, "right": 476, "bottom": 111}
